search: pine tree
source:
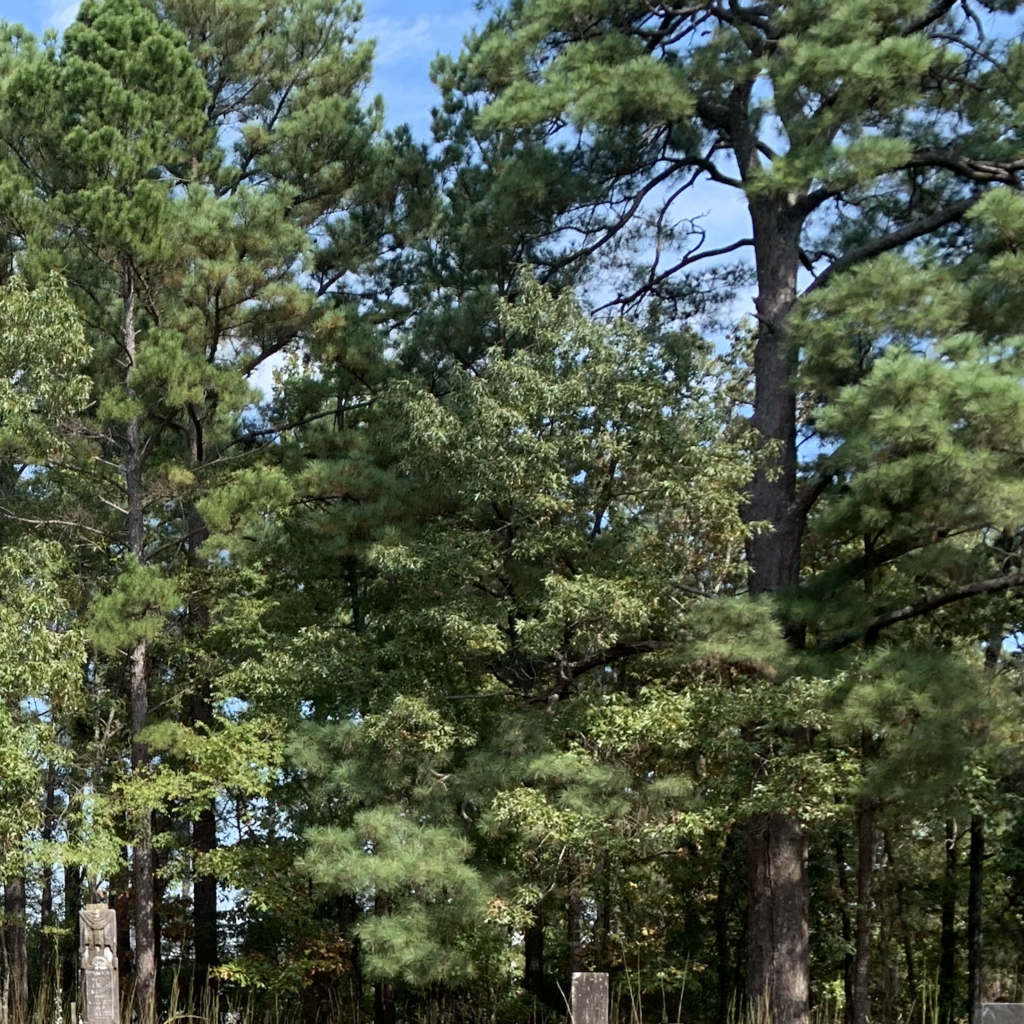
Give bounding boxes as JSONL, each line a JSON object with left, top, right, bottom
{"left": 445, "top": 3, "right": 1024, "bottom": 1019}
{"left": 273, "top": 284, "right": 750, "bottom": 1016}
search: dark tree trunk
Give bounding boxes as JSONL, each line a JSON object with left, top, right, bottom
{"left": 968, "top": 815, "right": 984, "bottom": 1022}
{"left": 40, "top": 764, "right": 56, "bottom": 994}
{"left": 598, "top": 854, "right": 611, "bottom": 969}
{"left": 717, "top": 831, "right": 739, "bottom": 1024}
{"left": 524, "top": 909, "right": 546, "bottom": 1001}
{"left": 5, "top": 876, "right": 27, "bottom": 1024}
{"left": 186, "top": 424, "right": 218, "bottom": 994}
{"left": 747, "top": 813, "right": 809, "bottom": 1024}
{"left": 566, "top": 858, "right": 582, "bottom": 978}
{"left": 372, "top": 896, "right": 396, "bottom": 1024}
{"left": 189, "top": 657, "right": 218, "bottom": 991}
{"left": 883, "top": 832, "right": 916, "bottom": 1007}
{"left": 62, "top": 864, "right": 82, "bottom": 999}
{"left": 854, "top": 800, "right": 875, "bottom": 1024}
{"left": 112, "top": 853, "right": 132, "bottom": 977}
{"left": 939, "top": 820, "right": 958, "bottom": 1024}
{"left": 741, "top": 153, "right": 810, "bottom": 1024}
{"left": 834, "top": 836, "right": 854, "bottom": 1024}
{"left": 716, "top": 856, "right": 732, "bottom": 1024}
{"left": 373, "top": 984, "right": 396, "bottom": 1024}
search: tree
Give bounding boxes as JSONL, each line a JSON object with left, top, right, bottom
{"left": 0, "top": 0, "right": 398, "bottom": 1011}
{"left": 264, "top": 283, "right": 750, "bottom": 1020}
{"left": 442, "top": 2, "right": 1024, "bottom": 1021}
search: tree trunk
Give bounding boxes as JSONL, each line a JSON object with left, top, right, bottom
{"left": 124, "top": 268, "right": 157, "bottom": 1024}
{"left": 566, "top": 858, "right": 582, "bottom": 978}
{"left": 373, "top": 983, "right": 396, "bottom": 1024}
{"left": 834, "top": 836, "right": 854, "bottom": 1024}
{"left": 187, "top": 589, "right": 218, "bottom": 994}
{"left": 747, "top": 813, "right": 809, "bottom": 1024}
{"left": 853, "top": 800, "right": 874, "bottom": 1024}
{"left": 184, "top": 390, "right": 218, "bottom": 995}
{"left": 968, "top": 815, "right": 984, "bottom": 1023}
{"left": 743, "top": 187, "right": 809, "bottom": 1024}
{"left": 717, "top": 831, "right": 740, "bottom": 1024}
{"left": 4, "top": 876, "right": 28, "bottom": 1024}
{"left": 40, "top": 764, "right": 56, "bottom": 995}
{"left": 192, "top": 797, "right": 218, "bottom": 989}
{"left": 63, "top": 864, "right": 82, "bottom": 1000}
{"left": 882, "top": 832, "right": 916, "bottom": 1008}
{"left": 524, "top": 909, "right": 546, "bottom": 1000}
{"left": 939, "top": 820, "right": 958, "bottom": 1024}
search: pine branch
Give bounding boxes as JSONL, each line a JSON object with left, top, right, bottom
{"left": 804, "top": 196, "right": 979, "bottom": 294}
{"left": 900, "top": 0, "right": 958, "bottom": 36}
{"left": 791, "top": 470, "right": 833, "bottom": 521}
{"left": 827, "top": 570, "right": 1024, "bottom": 650}
{"left": 598, "top": 237, "right": 754, "bottom": 313}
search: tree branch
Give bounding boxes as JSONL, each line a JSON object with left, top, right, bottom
{"left": 568, "top": 639, "right": 672, "bottom": 678}
{"left": 903, "top": 148, "right": 1024, "bottom": 185}
{"left": 803, "top": 196, "right": 979, "bottom": 294}
{"left": 900, "top": 0, "right": 958, "bottom": 35}
{"left": 827, "top": 570, "right": 1024, "bottom": 651}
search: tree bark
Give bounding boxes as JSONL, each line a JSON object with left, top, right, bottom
{"left": 373, "top": 983, "right": 396, "bottom": 1024}
{"left": 834, "top": 837, "right": 854, "bottom": 1024}
{"left": 939, "top": 820, "right": 958, "bottom": 1024}
{"left": 62, "top": 864, "right": 82, "bottom": 1000}
{"left": 853, "top": 800, "right": 875, "bottom": 1024}
{"left": 40, "top": 764, "right": 57, "bottom": 1000}
{"left": 968, "top": 814, "right": 984, "bottom": 1023}
{"left": 566, "top": 857, "right": 582, "bottom": 978}
{"left": 743, "top": 184, "right": 810, "bottom": 1024}
{"left": 187, "top": 581, "right": 218, "bottom": 992}
{"left": 4, "top": 876, "right": 28, "bottom": 1024}
{"left": 524, "top": 911, "right": 544, "bottom": 999}
{"left": 883, "top": 831, "right": 916, "bottom": 1008}
{"left": 747, "top": 813, "right": 809, "bottom": 1024}
{"left": 124, "top": 268, "right": 157, "bottom": 1024}
{"left": 186, "top": 388, "right": 218, "bottom": 995}
{"left": 717, "top": 833, "right": 739, "bottom": 1024}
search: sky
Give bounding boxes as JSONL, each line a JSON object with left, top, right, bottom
{"left": 6, "top": 0, "right": 482, "bottom": 139}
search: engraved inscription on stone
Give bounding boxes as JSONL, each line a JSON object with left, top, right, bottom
{"left": 85, "top": 960, "right": 114, "bottom": 1022}
{"left": 571, "top": 973, "right": 609, "bottom": 1024}
{"left": 79, "top": 904, "right": 120, "bottom": 1024}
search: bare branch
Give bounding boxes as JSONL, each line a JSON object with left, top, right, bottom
{"left": 0, "top": 507, "right": 109, "bottom": 539}
{"left": 598, "top": 237, "right": 754, "bottom": 312}
{"left": 904, "top": 148, "right": 1024, "bottom": 185}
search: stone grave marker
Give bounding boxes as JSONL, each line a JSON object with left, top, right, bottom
{"left": 80, "top": 904, "right": 120, "bottom": 1024}
{"left": 571, "top": 972, "right": 609, "bottom": 1024}
{"left": 977, "top": 1005, "right": 1024, "bottom": 1024}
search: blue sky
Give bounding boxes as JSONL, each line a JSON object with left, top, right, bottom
{"left": 6, "top": 0, "right": 482, "bottom": 138}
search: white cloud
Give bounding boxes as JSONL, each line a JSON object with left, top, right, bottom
{"left": 361, "top": 10, "right": 476, "bottom": 68}
{"left": 47, "top": 1, "right": 80, "bottom": 32}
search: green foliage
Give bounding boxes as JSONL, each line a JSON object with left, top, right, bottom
{"left": 86, "top": 560, "right": 180, "bottom": 655}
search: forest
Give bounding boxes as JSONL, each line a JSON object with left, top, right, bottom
{"left": 0, "top": 1, "right": 1022, "bottom": 1024}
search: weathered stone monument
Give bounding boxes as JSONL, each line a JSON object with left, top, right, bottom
{"left": 977, "top": 1006, "right": 1024, "bottom": 1024}
{"left": 80, "top": 904, "right": 120, "bottom": 1024}
{"left": 571, "top": 972, "right": 609, "bottom": 1024}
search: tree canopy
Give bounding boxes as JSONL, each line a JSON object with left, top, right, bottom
{"left": 0, "top": 3, "right": 1020, "bottom": 1024}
